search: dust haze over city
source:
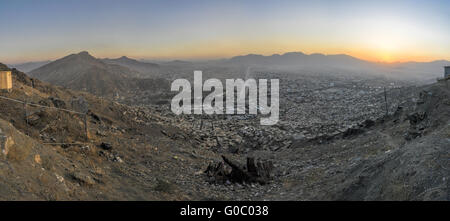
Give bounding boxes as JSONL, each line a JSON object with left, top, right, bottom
{"left": 0, "top": 0, "right": 449, "bottom": 204}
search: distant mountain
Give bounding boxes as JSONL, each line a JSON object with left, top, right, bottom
{"left": 102, "top": 56, "right": 160, "bottom": 78}
{"left": 29, "top": 51, "right": 140, "bottom": 96}
{"left": 386, "top": 60, "right": 450, "bottom": 76}
{"left": 164, "top": 60, "right": 193, "bottom": 66}
{"left": 10, "top": 60, "right": 51, "bottom": 73}
{"left": 227, "top": 52, "right": 372, "bottom": 68}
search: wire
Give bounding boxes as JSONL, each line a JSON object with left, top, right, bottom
{"left": 0, "top": 95, "right": 86, "bottom": 115}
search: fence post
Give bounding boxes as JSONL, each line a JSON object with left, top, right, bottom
{"left": 200, "top": 117, "right": 203, "bottom": 130}
{"left": 24, "top": 99, "right": 28, "bottom": 124}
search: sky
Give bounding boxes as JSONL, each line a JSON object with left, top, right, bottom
{"left": 0, "top": 0, "right": 449, "bottom": 64}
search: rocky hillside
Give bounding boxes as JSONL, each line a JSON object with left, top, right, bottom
{"left": 0, "top": 64, "right": 219, "bottom": 200}
{"left": 263, "top": 80, "right": 450, "bottom": 200}
{"left": 332, "top": 81, "right": 450, "bottom": 200}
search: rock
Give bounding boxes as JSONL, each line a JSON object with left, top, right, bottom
{"left": 405, "top": 129, "right": 421, "bottom": 140}
{"left": 99, "top": 142, "right": 113, "bottom": 150}
{"left": 81, "top": 145, "right": 90, "bottom": 151}
{"left": 0, "top": 130, "right": 14, "bottom": 158}
{"left": 194, "top": 170, "right": 204, "bottom": 175}
{"left": 205, "top": 156, "right": 274, "bottom": 185}
{"left": 90, "top": 112, "right": 101, "bottom": 121}
{"left": 205, "top": 161, "right": 231, "bottom": 184}
{"left": 48, "top": 96, "right": 66, "bottom": 109}
{"left": 291, "top": 134, "right": 306, "bottom": 141}
{"left": 96, "top": 130, "right": 107, "bottom": 137}
{"left": 70, "top": 171, "right": 96, "bottom": 186}
{"left": 34, "top": 154, "right": 42, "bottom": 164}
{"left": 290, "top": 133, "right": 307, "bottom": 147}
{"left": 113, "top": 156, "right": 123, "bottom": 163}
{"left": 342, "top": 127, "right": 365, "bottom": 138}
{"left": 71, "top": 96, "right": 89, "bottom": 113}
{"left": 407, "top": 111, "right": 427, "bottom": 125}
{"left": 361, "top": 119, "right": 375, "bottom": 128}
{"left": 55, "top": 174, "right": 65, "bottom": 183}
{"left": 228, "top": 145, "right": 240, "bottom": 154}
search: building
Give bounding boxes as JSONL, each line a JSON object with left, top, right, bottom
{"left": 445, "top": 66, "right": 450, "bottom": 78}
{"left": 0, "top": 71, "right": 12, "bottom": 90}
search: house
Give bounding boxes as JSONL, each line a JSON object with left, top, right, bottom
{"left": 0, "top": 71, "right": 12, "bottom": 91}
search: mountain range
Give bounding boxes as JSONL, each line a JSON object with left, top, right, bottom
{"left": 9, "top": 60, "right": 51, "bottom": 73}
{"left": 227, "top": 52, "right": 372, "bottom": 67}
{"left": 20, "top": 51, "right": 450, "bottom": 97}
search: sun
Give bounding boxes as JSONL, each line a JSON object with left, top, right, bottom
{"left": 378, "top": 53, "right": 394, "bottom": 62}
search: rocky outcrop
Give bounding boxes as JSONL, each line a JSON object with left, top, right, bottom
{"left": 205, "top": 156, "right": 274, "bottom": 185}
{"left": 0, "top": 128, "right": 14, "bottom": 158}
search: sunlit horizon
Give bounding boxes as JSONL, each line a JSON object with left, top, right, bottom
{"left": 5, "top": 49, "right": 449, "bottom": 65}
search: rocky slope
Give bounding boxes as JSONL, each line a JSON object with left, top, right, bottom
{"left": 262, "top": 80, "right": 449, "bottom": 200}
{"left": 0, "top": 63, "right": 218, "bottom": 200}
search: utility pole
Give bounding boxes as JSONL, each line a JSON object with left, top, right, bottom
{"left": 24, "top": 98, "right": 28, "bottom": 125}
{"left": 384, "top": 87, "right": 388, "bottom": 116}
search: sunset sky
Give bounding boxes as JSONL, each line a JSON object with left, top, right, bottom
{"left": 1, "top": 0, "right": 449, "bottom": 64}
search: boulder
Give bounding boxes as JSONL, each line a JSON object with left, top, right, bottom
{"left": 99, "top": 142, "right": 113, "bottom": 150}
{"left": 0, "top": 129, "right": 14, "bottom": 158}
{"left": 205, "top": 156, "right": 274, "bottom": 185}
{"left": 48, "top": 96, "right": 66, "bottom": 109}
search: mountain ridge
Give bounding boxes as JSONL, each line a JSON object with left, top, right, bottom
{"left": 102, "top": 56, "right": 160, "bottom": 78}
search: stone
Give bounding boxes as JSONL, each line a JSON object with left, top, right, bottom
{"left": 70, "top": 171, "right": 96, "bottom": 186}
{"left": 34, "top": 154, "right": 42, "bottom": 164}
{"left": 55, "top": 174, "right": 65, "bottom": 183}
{"left": 113, "top": 156, "right": 123, "bottom": 163}
{"left": 99, "top": 142, "right": 113, "bottom": 150}
{"left": 0, "top": 131, "right": 14, "bottom": 158}
{"left": 48, "top": 96, "right": 66, "bottom": 109}
{"left": 205, "top": 156, "right": 274, "bottom": 185}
